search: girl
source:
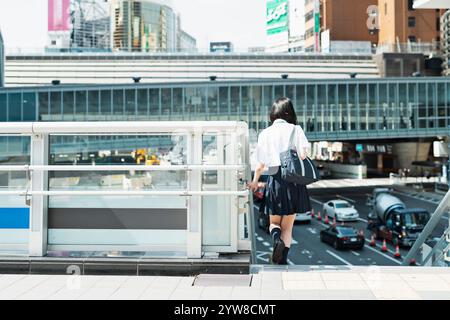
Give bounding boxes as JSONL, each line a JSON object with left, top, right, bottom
{"left": 248, "top": 97, "right": 312, "bottom": 264}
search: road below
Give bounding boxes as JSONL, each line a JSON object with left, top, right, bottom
{"left": 253, "top": 186, "right": 447, "bottom": 266}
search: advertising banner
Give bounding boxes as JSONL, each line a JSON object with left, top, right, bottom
{"left": 266, "top": 0, "right": 289, "bottom": 36}
{"left": 48, "top": 0, "right": 71, "bottom": 32}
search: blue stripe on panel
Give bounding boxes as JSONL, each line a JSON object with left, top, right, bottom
{"left": 0, "top": 208, "right": 30, "bottom": 229}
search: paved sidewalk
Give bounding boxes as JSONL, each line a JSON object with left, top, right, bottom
{"left": 1, "top": 266, "right": 450, "bottom": 300}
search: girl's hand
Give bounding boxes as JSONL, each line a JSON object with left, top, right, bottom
{"left": 247, "top": 182, "right": 259, "bottom": 192}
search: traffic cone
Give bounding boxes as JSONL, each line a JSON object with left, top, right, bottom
{"left": 341, "top": 220, "right": 345, "bottom": 226}
{"left": 324, "top": 214, "right": 329, "bottom": 225}
{"left": 381, "top": 239, "right": 388, "bottom": 252}
{"left": 332, "top": 216, "right": 337, "bottom": 226}
{"left": 409, "top": 259, "right": 417, "bottom": 266}
{"left": 311, "top": 209, "right": 315, "bottom": 219}
{"left": 369, "top": 235, "right": 376, "bottom": 247}
{"left": 394, "top": 245, "right": 401, "bottom": 259}
{"left": 317, "top": 211, "right": 322, "bottom": 221}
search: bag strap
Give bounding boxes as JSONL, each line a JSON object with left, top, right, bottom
{"left": 288, "top": 126, "right": 296, "bottom": 150}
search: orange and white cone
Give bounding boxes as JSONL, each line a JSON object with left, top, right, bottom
{"left": 324, "top": 214, "right": 330, "bottom": 225}
{"left": 381, "top": 239, "right": 388, "bottom": 252}
{"left": 409, "top": 259, "right": 417, "bottom": 266}
{"left": 332, "top": 216, "right": 337, "bottom": 226}
{"left": 369, "top": 235, "right": 376, "bottom": 247}
{"left": 311, "top": 209, "right": 315, "bottom": 219}
{"left": 394, "top": 245, "right": 401, "bottom": 259}
{"left": 317, "top": 211, "right": 322, "bottom": 221}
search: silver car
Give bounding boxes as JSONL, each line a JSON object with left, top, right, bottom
{"left": 323, "top": 200, "right": 359, "bottom": 222}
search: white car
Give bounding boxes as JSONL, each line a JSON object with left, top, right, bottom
{"left": 322, "top": 200, "right": 359, "bottom": 222}
{"left": 295, "top": 211, "right": 312, "bottom": 223}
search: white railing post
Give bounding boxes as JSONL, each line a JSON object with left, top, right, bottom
{"left": 29, "top": 133, "right": 49, "bottom": 257}
{"left": 186, "top": 129, "right": 203, "bottom": 258}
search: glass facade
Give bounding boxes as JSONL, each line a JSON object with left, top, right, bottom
{"left": 1, "top": 78, "right": 450, "bottom": 139}
{"left": 0, "top": 28, "right": 4, "bottom": 87}
{"left": 113, "top": 0, "right": 177, "bottom": 52}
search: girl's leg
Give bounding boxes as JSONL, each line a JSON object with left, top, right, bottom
{"left": 280, "top": 214, "right": 296, "bottom": 247}
{"left": 279, "top": 214, "right": 296, "bottom": 264}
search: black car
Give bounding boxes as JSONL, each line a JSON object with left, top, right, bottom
{"left": 320, "top": 226, "right": 365, "bottom": 250}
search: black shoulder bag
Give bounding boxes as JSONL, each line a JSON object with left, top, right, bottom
{"left": 279, "top": 127, "right": 320, "bottom": 185}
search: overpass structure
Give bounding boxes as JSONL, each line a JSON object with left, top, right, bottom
{"left": 0, "top": 77, "right": 449, "bottom": 146}
{"left": 3, "top": 53, "right": 380, "bottom": 86}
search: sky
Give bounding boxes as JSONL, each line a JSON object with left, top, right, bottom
{"left": 0, "top": 0, "right": 267, "bottom": 52}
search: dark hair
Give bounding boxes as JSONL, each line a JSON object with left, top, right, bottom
{"left": 270, "top": 97, "right": 297, "bottom": 125}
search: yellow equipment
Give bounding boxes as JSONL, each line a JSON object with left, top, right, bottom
{"left": 134, "top": 149, "right": 160, "bottom": 166}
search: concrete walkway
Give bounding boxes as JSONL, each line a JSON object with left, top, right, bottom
{"left": 1, "top": 266, "right": 450, "bottom": 300}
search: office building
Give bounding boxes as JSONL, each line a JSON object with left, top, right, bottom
{"left": 112, "top": 0, "right": 174, "bottom": 52}
{"left": 378, "top": 0, "right": 441, "bottom": 47}
{"left": 266, "top": 0, "right": 306, "bottom": 53}
{"left": 305, "top": 0, "right": 378, "bottom": 53}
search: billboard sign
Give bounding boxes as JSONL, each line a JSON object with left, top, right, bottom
{"left": 210, "top": 42, "right": 233, "bottom": 53}
{"left": 48, "top": 0, "right": 71, "bottom": 32}
{"left": 266, "top": 0, "right": 289, "bottom": 36}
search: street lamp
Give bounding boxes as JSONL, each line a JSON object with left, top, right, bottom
{"left": 281, "top": 74, "right": 289, "bottom": 79}
{"left": 209, "top": 76, "right": 217, "bottom": 81}
{"left": 132, "top": 77, "right": 142, "bottom": 83}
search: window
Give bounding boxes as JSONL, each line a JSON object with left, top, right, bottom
{"left": 408, "top": 17, "right": 416, "bottom": 27}
{"left": 408, "top": 0, "right": 414, "bottom": 11}
{"left": 408, "top": 35, "right": 417, "bottom": 43}
{"left": 436, "top": 17, "right": 440, "bottom": 31}
{"left": 384, "top": 3, "right": 387, "bottom": 15}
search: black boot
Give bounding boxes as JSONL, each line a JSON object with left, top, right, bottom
{"left": 270, "top": 227, "right": 285, "bottom": 264}
{"left": 279, "top": 247, "right": 290, "bottom": 265}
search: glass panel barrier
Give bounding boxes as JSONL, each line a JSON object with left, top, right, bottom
{"left": 0, "top": 136, "right": 31, "bottom": 254}
{"left": 48, "top": 134, "right": 189, "bottom": 251}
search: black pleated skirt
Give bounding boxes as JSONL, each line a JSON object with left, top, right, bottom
{"left": 265, "top": 167, "right": 312, "bottom": 216}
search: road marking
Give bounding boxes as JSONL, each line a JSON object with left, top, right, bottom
{"left": 351, "top": 251, "right": 360, "bottom": 256}
{"left": 256, "top": 256, "right": 269, "bottom": 263}
{"left": 291, "top": 238, "right": 299, "bottom": 245}
{"left": 336, "top": 194, "right": 356, "bottom": 204}
{"left": 310, "top": 198, "right": 324, "bottom": 206}
{"left": 262, "top": 241, "right": 271, "bottom": 247}
{"left": 326, "top": 250, "right": 353, "bottom": 266}
{"left": 358, "top": 217, "right": 368, "bottom": 223}
{"left": 363, "top": 244, "right": 401, "bottom": 265}
{"left": 256, "top": 251, "right": 270, "bottom": 263}
{"left": 307, "top": 227, "right": 317, "bottom": 235}
{"left": 257, "top": 236, "right": 264, "bottom": 242}
{"left": 287, "top": 260, "right": 295, "bottom": 266}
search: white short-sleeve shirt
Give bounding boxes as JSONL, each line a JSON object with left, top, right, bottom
{"left": 256, "top": 119, "right": 310, "bottom": 174}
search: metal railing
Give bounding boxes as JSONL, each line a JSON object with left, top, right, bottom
{"left": 0, "top": 121, "right": 252, "bottom": 259}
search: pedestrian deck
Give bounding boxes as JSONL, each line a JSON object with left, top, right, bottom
{"left": 1, "top": 266, "right": 449, "bottom": 300}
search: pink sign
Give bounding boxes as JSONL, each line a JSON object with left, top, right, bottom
{"left": 48, "top": 0, "right": 71, "bottom": 31}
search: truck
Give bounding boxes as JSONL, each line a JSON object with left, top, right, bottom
{"left": 367, "top": 188, "right": 431, "bottom": 247}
